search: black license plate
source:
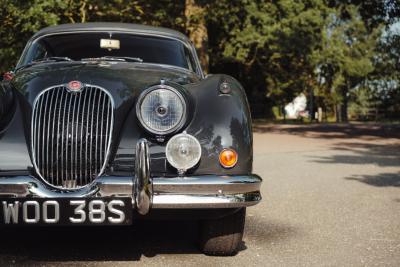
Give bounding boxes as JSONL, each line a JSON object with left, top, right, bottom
{"left": 0, "top": 198, "right": 132, "bottom": 225}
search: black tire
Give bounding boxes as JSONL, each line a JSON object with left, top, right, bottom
{"left": 199, "top": 208, "right": 246, "bottom": 256}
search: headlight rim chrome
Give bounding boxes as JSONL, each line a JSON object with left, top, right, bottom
{"left": 136, "top": 84, "right": 187, "bottom": 136}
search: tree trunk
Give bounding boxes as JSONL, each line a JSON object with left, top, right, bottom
{"left": 309, "top": 88, "right": 314, "bottom": 121}
{"left": 185, "top": 0, "right": 209, "bottom": 73}
{"left": 341, "top": 87, "right": 348, "bottom": 122}
{"left": 79, "top": 0, "right": 88, "bottom": 23}
{"left": 283, "top": 105, "right": 286, "bottom": 122}
{"left": 335, "top": 104, "right": 340, "bottom": 122}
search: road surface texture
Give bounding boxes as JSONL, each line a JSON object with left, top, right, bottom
{"left": 0, "top": 123, "right": 399, "bottom": 266}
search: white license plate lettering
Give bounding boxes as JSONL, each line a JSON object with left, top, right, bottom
{"left": 2, "top": 201, "right": 20, "bottom": 224}
{"left": 69, "top": 200, "right": 86, "bottom": 223}
{"left": 108, "top": 200, "right": 126, "bottom": 224}
{"left": 43, "top": 200, "right": 60, "bottom": 223}
{"left": 69, "top": 200, "right": 125, "bottom": 224}
{"left": 88, "top": 200, "right": 106, "bottom": 223}
{"left": 0, "top": 199, "right": 129, "bottom": 225}
{"left": 22, "top": 201, "right": 40, "bottom": 223}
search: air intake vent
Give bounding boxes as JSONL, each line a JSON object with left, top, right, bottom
{"left": 31, "top": 84, "right": 114, "bottom": 189}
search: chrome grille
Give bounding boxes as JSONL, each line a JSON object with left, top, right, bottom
{"left": 31, "top": 84, "right": 114, "bottom": 189}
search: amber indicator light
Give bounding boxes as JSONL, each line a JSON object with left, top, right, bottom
{"left": 219, "top": 149, "right": 238, "bottom": 168}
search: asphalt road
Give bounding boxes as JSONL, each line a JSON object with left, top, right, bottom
{"left": 1, "top": 123, "right": 399, "bottom": 267}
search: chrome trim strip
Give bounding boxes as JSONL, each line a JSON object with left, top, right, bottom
{"left": 51, "top": 89, "right": 60, "bottom": 183}
{"left": 64, "top": 91, "right": 72, "bottom": 186}
{"left": 60, "top": 89, "right": 67, "bottom": 183}
{"left": 46, "top": 90, "right": 54, "bottom": 178}
{"left": 75, "top": 90, "right": 82, "bottom": 181}
{"left": 80, "top": 88, "right": 88, "bottom": 184}
{"left": 56, "top": 87, "right": 63, "bottom": 185}
{"left": 152, "top": 192, "right": 261, "bottom": 209}
{"left": 89, "top": 89, "right": 97, "bottom": 182}
{"left": 94, "top": 91, "right": 100, "bottom": 177}
{"left": 153, "top": 175, "right": 262, "bottom": 195}
{"left": 42, "top": 89, "right": 49, "bottom": 179}
{"left": 71, "top": 92, "right": 77, "bottom": 183}
{"left": 0, "top": 175, "right": 261, "bottom": 208}
{"left": 100, "top": 93, "right": 106, "bottom": 169}
{"left": 134, "top": 139, "right": 152, "bottom": 215}
{"left": 0, "top": 176, "right": 133, "bottom": 198}
{"left": 84, "top": 86, "right": 92, "bottom": 184}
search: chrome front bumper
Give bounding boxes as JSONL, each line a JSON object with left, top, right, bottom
{"left": 0, "top": 140, "right": 262, "bottom": 214}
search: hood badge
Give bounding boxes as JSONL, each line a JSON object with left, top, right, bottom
{"left": 66, "top": 80, "right": 83, "bottom": 92}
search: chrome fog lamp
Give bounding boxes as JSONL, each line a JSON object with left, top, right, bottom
{"left": 166, "top": 132, "right": 201, "bottom": 173}
{"left": 136, "top": 85, "right": 186, "bottom": 135}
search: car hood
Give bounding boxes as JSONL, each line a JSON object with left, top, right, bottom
{"left": 12, "top": 61, "right": 200, "bottom": 107}
{"left": 1, "top": 61, "right": 253, "bottom": 177}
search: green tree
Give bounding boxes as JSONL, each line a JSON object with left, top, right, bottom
{"left": 313, "top": 5, "right": 380, "bottom": 121}
{"left": 207, "top": 0, "right": 329, "bottom": 117}
{"left": 0, "top": 0, "right": 186, "bottom": 73}
{"left": 1, "top": 0, "right": 63, "bottom": 72}
{"left": 1, "top": 0, "right": 399, "bottom": 121}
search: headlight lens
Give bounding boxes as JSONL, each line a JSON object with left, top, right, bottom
{"left": 166, "top": 133, "right": 201, "bottom": 172}
{"left": 136, "top": 85, "right": 186, "bottom": 135}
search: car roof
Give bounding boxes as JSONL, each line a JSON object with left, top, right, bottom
{"left": 31, "top": 22, "right": 191, "bottom": 43}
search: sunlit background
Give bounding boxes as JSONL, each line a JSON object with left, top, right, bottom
{"left": 1, "top": 0, "right": 399, "bottom": 122}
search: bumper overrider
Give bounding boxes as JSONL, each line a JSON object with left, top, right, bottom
{"left": 0, "top": 139, "right": 262, "bottom": 215}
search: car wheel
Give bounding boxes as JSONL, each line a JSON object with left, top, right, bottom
{"left": 199, "top": 208, "right": 246, "bottom": 256}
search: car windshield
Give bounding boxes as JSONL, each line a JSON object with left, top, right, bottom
{"left": 18, "top": 32, "right": 197, "bottom": 72}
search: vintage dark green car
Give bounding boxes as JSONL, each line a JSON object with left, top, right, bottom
{"left": 0, "top": 23, "right": 262, "bottom": 255}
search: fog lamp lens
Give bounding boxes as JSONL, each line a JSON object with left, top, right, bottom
{"left": 219, "top": 149, "right": 238, "bottom": 168}
{"left": 166, "top": 133, "right": 201, "bottom": 171}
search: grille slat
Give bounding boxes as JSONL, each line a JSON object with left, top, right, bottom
{"left": 74, "top": 93, "right": 81, "bottom": 183}
{"left": 56, "top": 88, "right": 64, "bottom": 186}
{"left": 85, "top": 88, "right": 93, "bottom": 185}
{"left": 100, "top": 94, "right": 106, "bottom": 166}
{"left": 51, "top": 89, "right": 61, "bottom": 184}
{"left": 32, "top": 84, "right": 114, "bottom": 189}
{"left": 89, "top": 89, "right": 97, "bottom": 184}
{"left": 37, "top": 95, "right": 45, "bottom": 179}
{"left": 46, "top": 90, "right": 55, "bottom": 179}
{"left": 95, "top": 92, "right": 101, "bottom": 176}
{"left": 80, "top": 88, "right": 88, "bottom": 185}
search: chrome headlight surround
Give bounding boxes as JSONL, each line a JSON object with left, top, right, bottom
{"left": 136, "top": 84, "right": 187, "bottom": 135}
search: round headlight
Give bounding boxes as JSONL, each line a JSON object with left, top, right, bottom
{"left": 136, "top": 85, "right": 186, "bottom": 135}
{"left": 166, "top": 133, "right": 201, "bottom": 172}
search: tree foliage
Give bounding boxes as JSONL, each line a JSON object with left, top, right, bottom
{"left": 1, "top": 0, "right": 399, "bottom": 120}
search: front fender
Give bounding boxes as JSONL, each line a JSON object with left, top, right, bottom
{"left": 184, "top": 74, "right": 253, "bottom": 175}
{"left": 0, "top": 82, "right": 16, "bottom": 131}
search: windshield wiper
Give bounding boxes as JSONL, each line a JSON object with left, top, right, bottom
{"left": 15, "top": 57, "right": 73, "bottom": 72}
{"left": 81, "top": 56, "right": 143, "bottom": 63}
{"left": 36, "top": 57, "right": 72, "bottom": 62}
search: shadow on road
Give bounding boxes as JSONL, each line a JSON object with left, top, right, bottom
{"left": 258, "top": 124, "right": 400, "bottom": 188}
{"left": 346, "top": 172, "right": 400, "bottom": 187}
{"left": 245, "top": 216, "right": 300, "bottom": 245}
{"left": 253, "top": 123, "right": 400, "bottom": 139}
{"left": 0, "top": 220, "right": 202, "bottom": 263}
{"left": 312, "top": 142, "right": 400, "bottom": 167}
{"left": 311, "top": 142, "right": 400, "bottom": 188}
